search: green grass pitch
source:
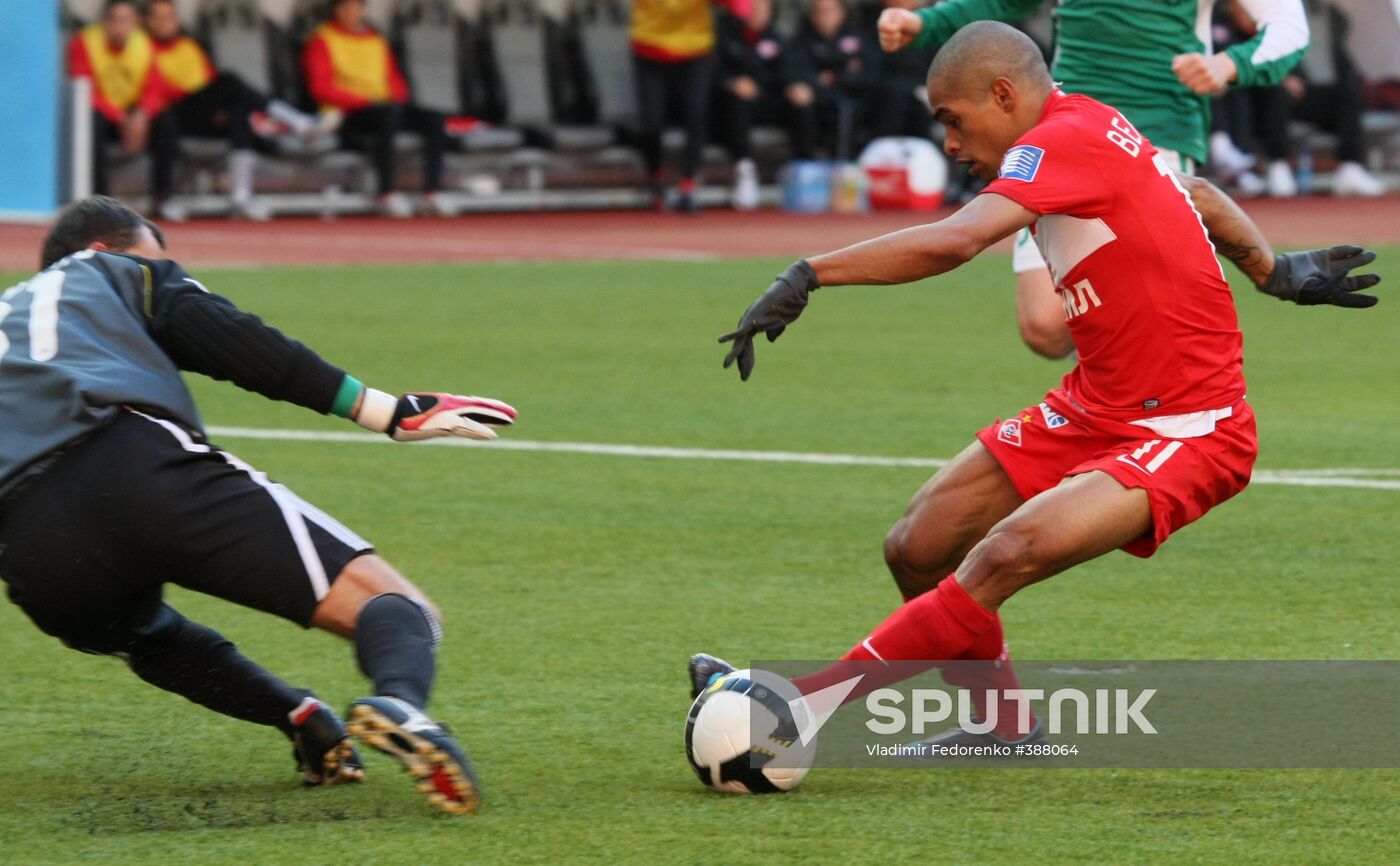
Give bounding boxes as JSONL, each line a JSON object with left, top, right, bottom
{"left": 1, "top": 250, "right": 1397, "bottom": 864}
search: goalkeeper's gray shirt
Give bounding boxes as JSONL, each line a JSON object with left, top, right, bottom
{"left": 0, "top": 250, "right": 346, "bottom": 499}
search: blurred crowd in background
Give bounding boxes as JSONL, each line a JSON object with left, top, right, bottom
{"left": 63, "top": 0, "right": 1400, "bottom": 221}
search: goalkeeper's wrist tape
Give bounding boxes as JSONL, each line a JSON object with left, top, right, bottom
{"left": 332, "top": 375, "right": 397, "bottom": 433}
{"left": 355, "top": 389, "right": 398, "bottom": 433}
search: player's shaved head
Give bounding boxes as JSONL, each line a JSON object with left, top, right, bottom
{"left": 926, "top": 21, "right": 1051, "bottom": 102}
{"left": 924, "top": 21, "right": 1056, "bottom": 181}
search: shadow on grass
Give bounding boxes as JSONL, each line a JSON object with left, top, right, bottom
{"left": 60, "top": 780, "right": 434, "bottom": 835}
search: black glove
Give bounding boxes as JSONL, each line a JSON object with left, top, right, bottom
{"left": 1259, "top": 246, "right": 1380, "bottom": 308}
{"left": 718, "top": 260, "right": 820, "bottom": 381}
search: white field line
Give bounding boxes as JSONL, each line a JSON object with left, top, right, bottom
{"left": 205, "top": 426, "right": 1400, "bottom": 491}
{"left": 206, "top": 426, "right": 948, "bottom": 467}
{"left": 172, "top": 228, "right": 719, "bottom": 263}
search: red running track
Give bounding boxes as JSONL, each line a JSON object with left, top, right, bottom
{"left": 2, "top": 196, "right": 1398, "bottom": 272}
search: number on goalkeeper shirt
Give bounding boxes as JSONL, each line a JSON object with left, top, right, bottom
{"left": 0, "top": 270, "right": 65, "bottom": 371}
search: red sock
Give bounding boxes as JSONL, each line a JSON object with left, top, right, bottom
{"left": 942, "top": 615, "right": 1035, "bottom": 739}
{"left": 791, "top": 576, "right": 996, "bottom": 703}
{"left": 677, "top": 177, "right": 697, "bottom": 193}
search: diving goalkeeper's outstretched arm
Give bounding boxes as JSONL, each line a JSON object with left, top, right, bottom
{"left": 139, "top": 256, "right": 517, "bottom": 438}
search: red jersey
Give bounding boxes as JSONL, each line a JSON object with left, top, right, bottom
{"left": 302, "top": 22, "right": 409, "bottom": 111}
{"left": 983, "top": 90, "right": 1245, "bottom": 423}
{"left": 151, "top": 35, "right": 216, "bottom": 100}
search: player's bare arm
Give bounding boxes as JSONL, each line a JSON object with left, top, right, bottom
{"left": 1178, "top": 173, "right": 1276, "bottom": 283}
{"left": 1178, "top": 174, "right": 1381, "bottom": 307}
{"left": 813, "top": 193, "right": 1035, "bottom": 286}
{"left": 719, "top": 194, "right": 1035, "bottom": 379}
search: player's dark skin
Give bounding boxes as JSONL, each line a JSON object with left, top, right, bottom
{"left": 791, "top": 26, "right": 1154, "bottom": 612}
{"left": 726, "top": 27, "right": 1375, "bottom": 612}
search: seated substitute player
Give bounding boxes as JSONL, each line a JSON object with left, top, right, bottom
{"left": 67, "top": 0, "right": 165, "bottom": 213}
{"left": 693, "top": 23, "right": 1380, "bottom": 740}
{"left": 142, "top": 0, "right": 326, "bottom": 221}
{"left": 0, "top": 196, "right": 517, "bottom": 814}
{"left": 784, "top": 0, "right": 881, "bottom": 161}
{"left": 714, "top": 0, "right": 804, "bottom": 210}
{"left": 302, "top": 0, "right": 455, "bottom": 218}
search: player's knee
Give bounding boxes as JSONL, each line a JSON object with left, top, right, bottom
{"left": 968, "top": 520, "right": 1047, "bottom": 590}
{"left": 358, "top": 590, "right": 442, "bottom": 630}
{"left": 414, "top": 594, "right": 443, "bottom": 629}
{"left": 965, "top": 523, "right": 1040, "bottom": 581}
{"left": 123, "top": 607, "right": 227, "bottom": 667}
{"left": 359, "top": 592, "right": 444, "bottom": 649}
{"left": 883, "top": 518, "right": 918, "bottom": 573}
{"left": 883, "top": 519, "right": 950, "bottom": 597}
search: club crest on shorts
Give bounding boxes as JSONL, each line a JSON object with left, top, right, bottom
{"left": 999, "top": 145, "right": 1044, "bottom": 182}
{"left": 997, "top": 418, "right": 1024, "bottom": 447}
{"left": 1039, "top": 402, "right": 1068, "bottom": 429}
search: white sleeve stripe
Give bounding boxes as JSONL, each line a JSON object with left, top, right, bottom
{"left": 1196, "top": 0, "right": 1213, "bottom": 54}
{"left": 1237, "top": 0, "right": 1310, "bottom": 65}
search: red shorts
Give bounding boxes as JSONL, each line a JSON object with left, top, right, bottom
{"left": 975, "top": 388, "right": 1257, "bottom": 557}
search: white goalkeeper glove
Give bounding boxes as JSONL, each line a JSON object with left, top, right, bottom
{"left": 356, "top": 391, "right": 517, "bottom": 441}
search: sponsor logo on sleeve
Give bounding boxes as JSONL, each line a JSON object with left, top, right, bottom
{"left": 997, "top": 418, "right": 1024, "bottom": 447}
{"left": 999, "top": 145, "right": 1044, "bottom": 182}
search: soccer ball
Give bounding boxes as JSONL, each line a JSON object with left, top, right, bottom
{"left": 684, "top": 669, "right": 816, "bottom": 794}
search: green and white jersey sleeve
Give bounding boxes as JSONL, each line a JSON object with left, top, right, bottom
{"left": 910, "top": 0, "right": 1308, "bottom": 165}
{"left": 1225, "top": 0, "right": 1310, "bottom": 87}
{"left": 909, "top": 0, "right": 1046, "bottom": 47}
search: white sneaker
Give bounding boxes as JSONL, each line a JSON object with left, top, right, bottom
{"left": 732, "top": 158, "right": 759, "bottom": 211}
{"left": 1209, "top": 132, "right": 1255, "bottom": 180}
{"left": 378, "top": 192, "right": 414, "bottom": 219}
{"left": 423, "top": 192, "right": 459, "bottom": 217}
{"left": 156, "top": 198, "right": 188, "bottom": 222}
{"left": 230, "top": 196, "right": 272, "bottom": 222}
{"left": 314, "top": 108, "right": 344, "bottom": 138}
{"left": 1332, "top": 161, "right": 1386, "bottom": 197}
{"left": 1234, "top": 170, "right": 1266, "bottom": 198}
{"left": 1266, "top": 160, "right": 1298, "bottom": 198}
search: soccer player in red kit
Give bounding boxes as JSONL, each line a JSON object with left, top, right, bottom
{"left": 693, "top": 21, "right": 1379, "bottom": 742}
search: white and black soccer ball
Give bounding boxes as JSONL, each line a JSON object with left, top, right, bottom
{"left": 684, "top": 669, "right": 816, "bottom": 794}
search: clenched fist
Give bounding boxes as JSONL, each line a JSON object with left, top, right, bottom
{"left": 1171, "top": 52, "right": 1238, "bottom": 95}
{"left": 877, "top": 8, "right": 923, "bottom": 53}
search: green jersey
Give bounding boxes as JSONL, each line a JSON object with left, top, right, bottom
{"left": 912, "top": 0, "right": 1309, "bottom": 163}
